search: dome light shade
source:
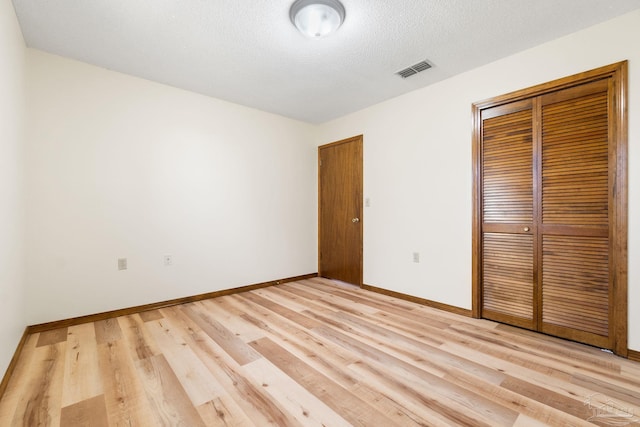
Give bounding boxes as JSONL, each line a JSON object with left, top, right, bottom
{"left": 290, "top": 0, "right": 345, "bottom": 38}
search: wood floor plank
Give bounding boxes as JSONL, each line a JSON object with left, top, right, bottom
{"left": 304, "top": 278, "right": 428, "bottom": 316}
{"left": 135, "top": 354, "right": 207, "bottom": 426}
{"left": 280, "top": 281, "right": 384, "bottom": 316}
{"left": 249, "top": 336, "right": 404, "bottom": 427}
{"left": 3, "top": 278, "right": 640, "bottom": 426}
{"left": 182, "top": 303, "right": 262, "bottom": 366}
{"left": 94, "top": 318, "right": 123, "bottom": 345}
{"left": 513, "top": 414, "right": 559, "bottom": 427}
{"left": 239, "top": 292, "right": 323, "bottom": 330}
{"left": 118, "top": 314, "right": 161, "bottom": 361}
{"left": 61, "top": 323, "right": 103, "bottom": 407}
{"left": 0, "top": 334, "right": 39, "bottom": 425}
{"left": 97, "top": 339, "right": 160, "bottom": 425}
{"left": 36, "top": 328, "right": 68, "bottom": 347}
{"left": 501, "top": 376, "right": 597, "bottom": 422}
{"left": 350, "top": 302, "right": 448, "bottom": 346}
{"left": 621, "top": 360, "right": 640, "bottom": 377}
{"left": 571, "top": 372, "right": 640, "bottom": 407}
{"left": 11, "top": 342, "right": 66, "bottom": 427}
{"left": 197, "top": 396, "right": 257, "bottom": 427}
{"left": 138, "top": 309, "right": 164, "bottom": 322}
{"left": 252, "top": 287, "right": 319, "bottom": 313}
{"left": 59, "top": 394, "right": 109, "bottom": 427}
{"left": 199, "top": 298, "right": 266, "bottom": 343}
{"left": 145, "top": 314, "right": 222, "bottom": 406}
{"left": 173, "top": 319, "right": 303, "bottom": 426}
{"left": 346, "top": 358, "right": 496, "bottom": 427}
{"left": 243, "top": 357, "right": 352, "bottom": 427}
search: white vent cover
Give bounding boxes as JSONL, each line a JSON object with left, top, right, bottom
{"left": 396, "top": 60, "right": 432, "bottom": 78}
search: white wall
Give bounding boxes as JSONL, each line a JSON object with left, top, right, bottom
{"left": 0, "top": 0, "right": 26, "bottom": 375}
{"left": 24, "top": 50, "right": 318, "bottom": 325}
{"left": 317, "top": 9, "right": 640, "bottom": 352}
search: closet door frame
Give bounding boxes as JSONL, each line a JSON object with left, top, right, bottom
{"left": 471, "top": 61, "right": 628, "bottom": 356}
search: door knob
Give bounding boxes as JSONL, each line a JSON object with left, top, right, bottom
{"left": 352, "top": 218, "right": 360, "bottom": 223}
{"left": 523, "top": 227, "right": 530, "bottom": 232}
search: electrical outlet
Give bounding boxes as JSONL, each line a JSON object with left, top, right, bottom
{"left": 163, "top": 255, "right": 173, "bottom": 266}
{"left": 118, "top": 258, "right": 127, "bottom": 270}
{"left": 413, "top": 252, "right": 420, "bottom": 263}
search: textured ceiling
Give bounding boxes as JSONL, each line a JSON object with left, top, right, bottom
{"left": 12, "top": 0, "right": 640, "bottom": 123}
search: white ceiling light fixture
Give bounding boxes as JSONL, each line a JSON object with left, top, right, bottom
{"left": 290, "top": 0, "right": 346, "bottom": 39}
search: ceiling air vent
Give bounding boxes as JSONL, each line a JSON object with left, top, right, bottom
{"left": 396, "top": 60, "right": 432, "bottom": 79}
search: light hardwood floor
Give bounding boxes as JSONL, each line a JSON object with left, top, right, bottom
{"left": 1, "top": 278, "right": 639, "bottom": 426}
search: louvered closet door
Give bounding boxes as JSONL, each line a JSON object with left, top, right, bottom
{"left": 538, "top": 80, "right": 612, "bottom": 348}
{"left": 480, "top": 100, "right": 536, "bottom": 329}
{"left": 475, "top": 62, "right": 626, "bottom": 354}
{"left": 479, "top": 79, "right": 616, "bottom": 349}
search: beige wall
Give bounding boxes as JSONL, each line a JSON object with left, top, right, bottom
{"left": 317, "top": 9, "right": 640, "bottom": 351}
{"left": 0, "top": 0, "right": 26, "bottom": 374}
{"left": 24, "top": 50, "right": 318, "bottom": 325}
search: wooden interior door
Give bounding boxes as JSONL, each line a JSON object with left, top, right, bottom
{"left": 318, "top": 135, "right": 363, "bottom": 286}
{"left": 538, "top": 81, "right": 612, "bottom": 348}
{"left": 479, "top": 99, "right": 536, "bottom": 330}
{"left": 473, "top": 62, "right": 627, "bottom": 355}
